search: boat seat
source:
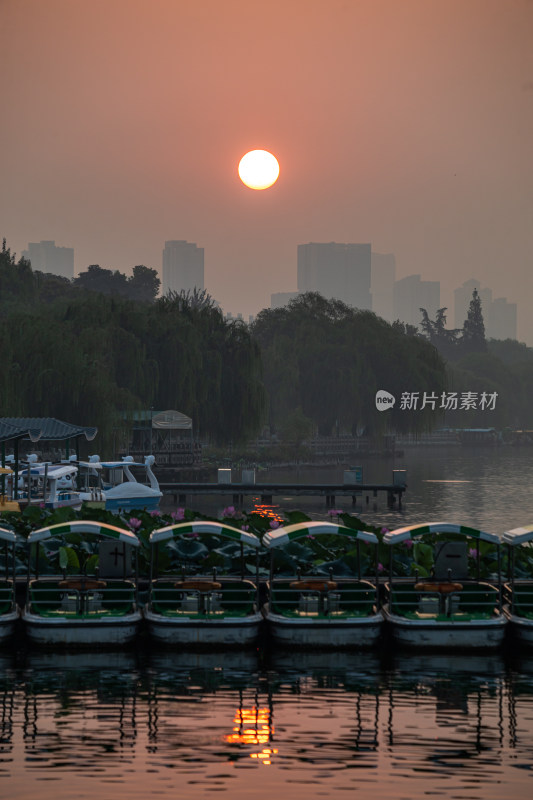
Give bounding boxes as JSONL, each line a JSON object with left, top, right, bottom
{"left": 99, "top": 581, "right": 135, "bottom": 614}
{"left": 271, "top": 587, "right": 299, "bottom": 613}
{"left": 29, "top": 580, "right": 64, "bottom": 613}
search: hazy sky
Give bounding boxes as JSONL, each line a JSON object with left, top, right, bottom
{"left": 2, "top": 1, "right": 532, "bottom": 339}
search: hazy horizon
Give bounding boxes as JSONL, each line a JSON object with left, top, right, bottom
{"left": 2, "top": 1, "right": 532, "bottom": 339}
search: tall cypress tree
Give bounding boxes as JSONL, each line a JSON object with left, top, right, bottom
{"left": 462, "top": 288, "right": 487, "bottom": 353}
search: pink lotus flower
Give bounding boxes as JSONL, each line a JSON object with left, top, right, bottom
{"left": 223, "top": 505, "right": 236, "bottom": 518}
{"left": 150, "top": 510, "right": 161, "bottom": 517}
{"left": 377, "top": 562, "right": 384, "bottom": 572}
{"left": 381, "top": 527, "right": 389, "bottom": 534}
{"left": 269, "top": 519, "right": 280, "bottom": 529}
{"left": 469, "top": 547, "right": 478, "bottom": 558}
{"left": 241, "top": 524, "right": 249, "bottom": 532}
{"left": 128, "top": 517, "right": 142, "bottom": 531}
{"left": 171, "top": 508, "right": 185, "bottom": 521}
{"left": 327, "top": 509, "right": 343, "bottom": 517}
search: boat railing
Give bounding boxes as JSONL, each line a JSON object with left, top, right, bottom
{"left": 504, "top": 582, "right": 533, "bottom": 617}
{"left": 389, "top": 580, "right": 501, "bottom": 618}
{"left": 28, "top": 578, "right": 136, "bottom": 617}
{"left": 0, "top": 580, "right": 15, "bottom": 614}
{"left": 270, "top": 579, "right": 376, "bottom": 617}
{"left": 151, "top": 579, "right": 257, "bottom": 617}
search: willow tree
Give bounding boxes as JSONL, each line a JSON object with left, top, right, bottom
{"left": 251, "top": 292, "right": 448, "bottom": 437}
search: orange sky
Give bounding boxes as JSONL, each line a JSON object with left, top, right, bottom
{"left": 1, "top": 0, "right": 532, "bottom": 339}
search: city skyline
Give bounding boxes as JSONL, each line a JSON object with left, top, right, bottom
{"left": 2, "top": 1, "right": 532, "bottom": 339}
{"left": 18, "top": 232, "right": 518, "bottom": 340}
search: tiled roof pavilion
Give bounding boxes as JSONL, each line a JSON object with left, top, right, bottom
{"left": 0, "top": 418, "right": 97, "bottom": 444}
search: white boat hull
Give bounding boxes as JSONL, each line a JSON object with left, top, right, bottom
{"left": 22, "top": 608, "right": 142, "bottom": 647}
{"left": 381, "top": 603, "right": 507, "bottom": 650}
{"left": 263, "top": 605, "right": 383, "bottom": 649}
{"left": 503, "top": 606, "right": 533, "bottom": 647}
{"left": 144, "top": 605, "right": 263, "bottom": 646}
{"left": 0, "top": 608, "right": 19, "bottom": 640}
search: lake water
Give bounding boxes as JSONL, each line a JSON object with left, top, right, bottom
{"left": 4, "top": 446, "right": 533, "bottom": 799}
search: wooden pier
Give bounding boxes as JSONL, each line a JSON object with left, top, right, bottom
{"left": 160, "top": 480, "right": 406, "bottom": 509}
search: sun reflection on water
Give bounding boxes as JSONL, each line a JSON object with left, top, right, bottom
{"left": 225, "top": 705, "right": 278, "bottom": 764}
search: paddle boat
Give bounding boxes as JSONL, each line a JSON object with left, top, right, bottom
{"left": 78, "top": 454, "right": 162, "bottom": 512}
{"left": 381, "top": 522, "right": 507, "bottom": 650}
{"left": 0, "top": 466, "right": 21, "bottom": 512}
{"left": 15, "top": 456, "right": 82, "bottom": 510}
{"left": 22, "top": 520, "right": 143, "bottom": 646}
{"left": 502, "top": 524, "right": 533, "bottom": 647}
{"left": 0, "top": 525, "right": 20, "bottom": 640}
{"left": 262, "top": 521, "right": 382, "bottom": 649}
{"left": 144, "top": 520, "right": 263, "bottom": 646}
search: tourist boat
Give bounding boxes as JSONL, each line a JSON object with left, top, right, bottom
{"left": 78, "top": 454, "right": 162, "bottom": 512}
{"left": 0, "top": 466, "right": 20, "bottom": 512}
{"left": 144, "top": 520, "right": 263, "bottom": 646}
{"left": 22, "top": 520, "right": 143, "bottom": 646}
{"left": 502, "top": 523, "right": 533, "bottom": 646}
{"left": 0, "top": 525, "right": 20, "bottom": 640}
{"left": 381, "top": 522, "right": 507, "bottom": 650}
{"left": 262, "top": 521, "right": 382, "bottom": 648}
{"left": 16, "top": 457, "right": 82, "bottom": 510}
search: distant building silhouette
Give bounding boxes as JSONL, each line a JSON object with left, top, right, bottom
{"left": 488, "top": 297, "right": 517, "bottom": 340}
{"left": 162, "top": 240, "right": 204, "bottom": 295}
{"left": 454, "top": 279, "right": 517, "bottom": 340}
{"left": 297, "top": 242, "right": 372, "bottom": 310}
{"left": 394, "top": 274, "right": 440, "bottom": 328}
{"left": 271, "top": 291, "right": 299, "bottom": 309}
{"left": 22, "top": 240, "right": 74, "bottom": 279}
{"left": 371, "top": 252, "right": 396, "bottom": 322}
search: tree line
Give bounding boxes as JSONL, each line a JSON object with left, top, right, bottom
{"left": 418, "top": 291, "right": 533, "bottom": 430}
{"left": 2, "top": 239, "right": 531, "bottom": 451}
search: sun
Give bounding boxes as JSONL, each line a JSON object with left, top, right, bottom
{"left": 238, "top": 150, "right": 280, "bottom": 190}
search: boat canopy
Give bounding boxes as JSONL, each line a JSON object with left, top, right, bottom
{"left": 383, "top": 522, "right": 499, "bottom": 545}
{"left": 262, "top": 521, "right": 378, "bottom": 548}
{"left": 27, "top": 521, "right": 141, "bottom": 547}
{"left": 502, "top": 525, "right": 533, "bottom": 546}
{"left": 0, "top": 526, "right": 16, "bottom": 544}
{"left": 151, "top": 521, "right": 261, "bottom": 548}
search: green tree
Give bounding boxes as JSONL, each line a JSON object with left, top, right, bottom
{"left": 419, "top": 307, "right": 460, "bottom": 360}
{"left": 127, "top": 265, "right": 160, "bottom": 302}
{"left": 252, "top": 292, "right": 448, "bottom": 437}
{"left": 73, "top": 265, "right": 129, "bottom": 296}
{"left": 461, "top": 288, "right": 487, "bottom": 354}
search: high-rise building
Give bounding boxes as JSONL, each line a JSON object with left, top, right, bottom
{"left": 393, "top": 274, "right": 440, "bottom": 328}
{"left": 22, "top": 240, "right": 74, "bottom": 279}
{"left": 297, "top": 242, "right": 372, "bottom": 310}
{"left": 371, "top": 252, "right": 396, "bottom": 322}
{"left": 488, "top": 298, "right": 517, "bottom": 340}
{"left": 162, "top": 240, "right": 204, "bottom": 295}
{"left": 271, "top": 291, "right": 299, "bottom": 309}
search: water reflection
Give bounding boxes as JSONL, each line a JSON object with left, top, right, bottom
{"left": 0, "top": 646, "right": 532, "bottom": 798}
